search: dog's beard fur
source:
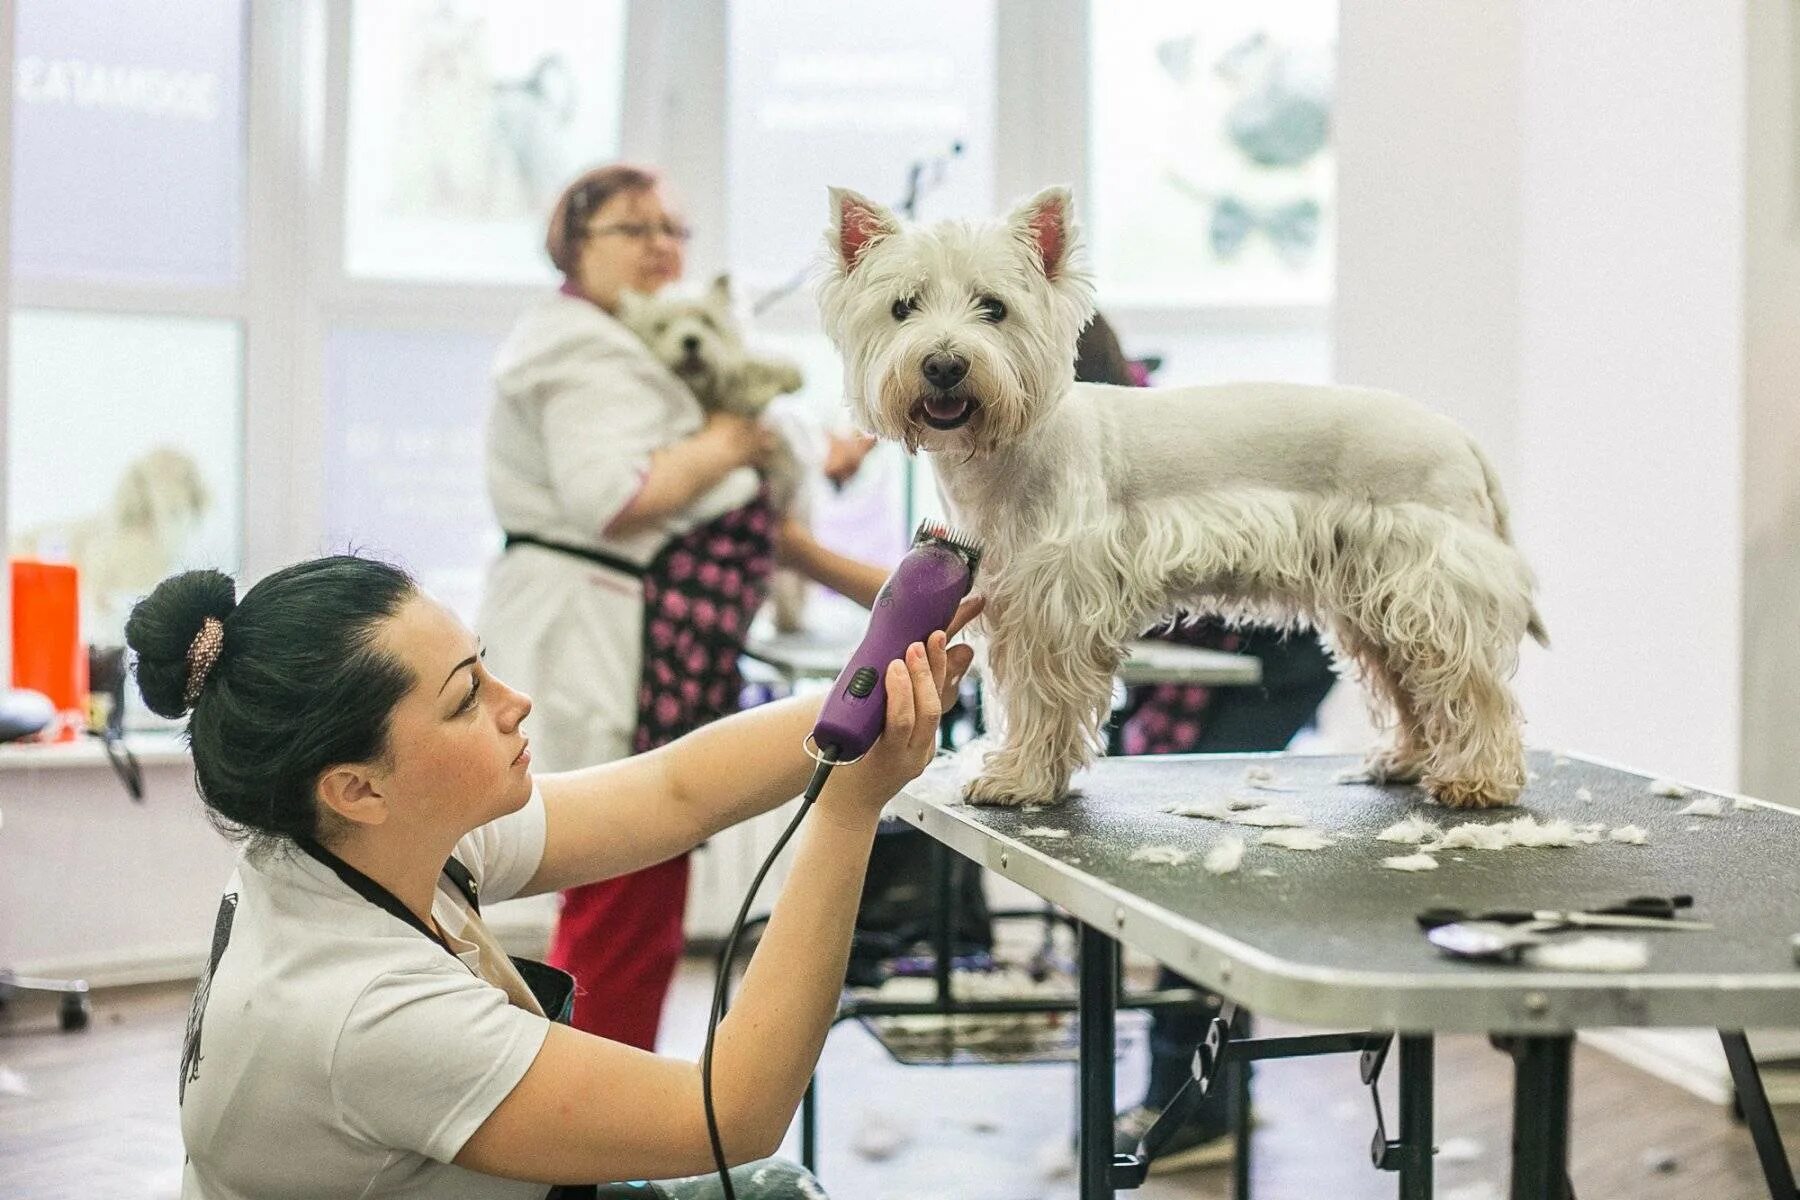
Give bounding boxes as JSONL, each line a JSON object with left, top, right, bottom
{"left": 815, "top": 185, "right": 1543, "bottom": 811}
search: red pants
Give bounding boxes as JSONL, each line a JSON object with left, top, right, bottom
{"left": 547, "top": 854, "right": 690, "bottom": 1049}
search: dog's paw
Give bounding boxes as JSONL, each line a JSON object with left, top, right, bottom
{"left": 963, "top": 769, "right": 1070, "bottom": 808}
{"left": 1425, "top": 774, "right": 1522, "bottom": 809}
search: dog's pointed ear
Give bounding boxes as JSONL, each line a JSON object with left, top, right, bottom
{"left": 1006, "top": 186, "right": 1075, "bottom": 281}
{"left": 827, "top": 187, "right": 900, "bottom": 273}
{"left": 708, "top": 273, "right": 733, "bottom": 308}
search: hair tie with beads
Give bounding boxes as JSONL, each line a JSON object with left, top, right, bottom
{"left": 184, "top": 616, "right": 225, "bottom": 708}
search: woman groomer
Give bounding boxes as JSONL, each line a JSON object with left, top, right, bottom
{"left": 477, "top": 162, "right": 782, "bottom": 1052}
{"left": 128, "top": 557, "right": 976, "bottom": 1198}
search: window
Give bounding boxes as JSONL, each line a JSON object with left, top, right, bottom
{"left": 321, "top": 328, "right": 503, "bottom": 622}
{"left": 1089, "top": 0, "right": 1336, "bottom": 307}
{"left": 11, "top": 0, "right": 247, "bottom": 286}
{"left": 726, "top": 0, "right": 995, "bottom": 296}
{"left": 7, "top": 312, "right": 243, "bottom": 647}
{"left": 342, "top": 0, "right": 628, "bottom": 283}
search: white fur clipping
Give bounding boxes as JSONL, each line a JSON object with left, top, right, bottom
{"left": 1160, "top": 799, "right": 1306, "bottom": 828}
{"left": 1204, "top": 835, "right": 1247, "bottom": 875}
{"left": 1130, "top": 844, "right": 1193, "bottom": 865}
{"left": 1608, "top": 824, "right": 1648, "bottom": 845}
{"left": 1420, "top": 815, "right": 1592, "bottom": 852}
{"left": 1258, "top": 827, "right": 1334, "bottom": 851}
{"left": 1017, "top": 827, "right": 1071, "bottom": 839}
{"left": 1381, "top": 852, "right": 1440, "bottom": 872}
{"left": 1523, "top": 936, "right": 1649, "bottom": 972}
{"left": 1377, "top": 815, "right": 1443, "bottom": 845}
{"left": 1575, "top": 787, "right": 1594, "bottom": 802}
{"left": 1648, "top": 779, "right": 1689, "bottom": 798}
{"left": 851, "top": 1108, "right": 913, "bottom": 1161}
{"left": 1231, "top": 807, "right": 1309, "bottom": 828}
{"left": 1676, "top": 796, "right": 1724, "bottom": 818}
{"left": 1243, "top": 765, "right": 1281, "bottom": 786}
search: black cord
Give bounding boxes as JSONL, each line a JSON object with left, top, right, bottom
{"left": 702, "top": 754, "right": 837, "bottom": 1200}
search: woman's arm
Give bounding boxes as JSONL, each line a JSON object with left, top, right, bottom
{"left": 521, "top": 595, "right": 982, "bottom": 895}
{"left": 771, "top": 517, "right": 890, "bottom": 608}
{"left": 456, "top": 637, "right": 957, "bottom": 1183}
{"left": 603, "top": 413, "right": 774, "bottom": 539}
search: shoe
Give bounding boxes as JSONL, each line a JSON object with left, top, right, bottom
{"left": 1112, "top": 1104, "right": 1236, "bottom": 1174}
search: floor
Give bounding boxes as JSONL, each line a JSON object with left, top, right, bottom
{"left": 4, "top": 959, "right": 1797, "bottom": 1200}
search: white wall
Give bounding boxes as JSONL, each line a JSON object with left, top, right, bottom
{"left": 1337, "top": 0, "right": 1749, "bottom": 790}
{"left": 1511, "top": 2, "right": 1745, "bottom": 787}
{"left": 1334, "top": 2, "right": 1521, "bottom": 481}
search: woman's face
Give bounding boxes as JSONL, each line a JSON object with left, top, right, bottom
{"left": 370, "top": 594, "right": 536, "bottom": 838}
{"left": 573, "top": 185, "right": 688, "bottom": 310}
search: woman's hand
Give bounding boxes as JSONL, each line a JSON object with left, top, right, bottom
{"left": 823, "top": 596, "right": 983, "bottom": 821}
{"left": 822, "top": 430, "right": 878, "bottom": 488}
{"left": 697, "top": 412, "right": 776, "bottom": 471}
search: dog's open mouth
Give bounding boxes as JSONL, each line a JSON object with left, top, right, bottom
{"left": 918, "top": 393, "right": 979, "bottom": 431}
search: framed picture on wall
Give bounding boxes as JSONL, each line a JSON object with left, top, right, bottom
{"left": 1090, "top": 0, "right": 1336, "bottom": 308}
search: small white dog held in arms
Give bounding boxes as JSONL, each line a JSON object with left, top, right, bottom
{"left": 817, "top": 186, "right": 1547, "bottom": 809}
{"left": 618, "top": 274, "right": 815, "bottom": 631}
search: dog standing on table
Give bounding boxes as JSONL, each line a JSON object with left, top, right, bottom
{"left": 618, "top": 274, "right": 815, "bottom": 631}
{"left": 817, "top": 186, "right": 1547, "bottom": 809}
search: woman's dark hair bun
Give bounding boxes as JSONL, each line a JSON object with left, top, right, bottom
{"left": 126, "top": 569, "right": 238, "bottom": 718}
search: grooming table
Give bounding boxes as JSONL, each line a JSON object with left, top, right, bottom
{"left": 894, "top": 750, "right": 1800, "bottom": 1200}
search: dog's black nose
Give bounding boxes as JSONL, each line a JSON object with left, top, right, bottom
{"left": 922, "top": 353, "right": 969, "bottom": 390}
{"left": 682, "top": 335, "right": 701, "bottom": 353}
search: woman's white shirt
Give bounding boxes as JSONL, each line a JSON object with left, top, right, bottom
{"left": 177, "top": 789, "right": 554, "bottom": 1199}
{"left": 478, "top": 293, "right": 758, "bottom": 773}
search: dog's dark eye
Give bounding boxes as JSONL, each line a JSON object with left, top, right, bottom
{"left": 977, "top": 296, "right": 1006, "bottom": 323}
{"left": 891, "top": 297, "right": 917, "bottom": 321}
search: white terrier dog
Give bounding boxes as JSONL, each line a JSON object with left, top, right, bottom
{"left": 818, "top": 187, "right": 1547, "bottom": 809}
{"left": 618, "top": 274, "right": 815, "bottom": 630}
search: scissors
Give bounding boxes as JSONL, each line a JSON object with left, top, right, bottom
{"left": 1418, "top": 894, "right": 1711, "bottom": 934}
{"left": 1419, "top": 895, "right": 1711, "bottom": 964}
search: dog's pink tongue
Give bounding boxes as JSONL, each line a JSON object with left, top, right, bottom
{"left": 924, "top": 394, "right": 969, "bottom": 421}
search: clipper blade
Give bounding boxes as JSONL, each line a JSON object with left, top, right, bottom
{"left": 913, "top": 518, "right": 982, "bottom": 571}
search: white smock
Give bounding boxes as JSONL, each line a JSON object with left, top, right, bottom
{"left": 477, "top": 292, "right": 757, "bottom": 772}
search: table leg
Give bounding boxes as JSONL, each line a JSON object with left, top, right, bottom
{"left": 800, "top": 1075, "right": 818, "bottom": 1174}
{"left": 1231, "top": 1038, "right": 1253, "bottom": 1200}
{"left": 1397, "top": 1035, "right": 1435, "bottom": 1200}
{"left": 1719, "top": 1031, "right": 1800, "bottom": 1200}
{"left": 1509, "top": 1034, "right": 1572, "bottom": 1200}
{"left": 1079, "top": 923, "right": 1119, "bottom": 1200}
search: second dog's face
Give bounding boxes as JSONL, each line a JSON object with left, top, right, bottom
{"left": 817, "top": 187, "right": 1096, "bottom": 456}
{"left": 618, "top": 275, "right": 745, "bottom": 408}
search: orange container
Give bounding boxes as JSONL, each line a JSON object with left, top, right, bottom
{"left": 10, "top": 559, "right": 87, "bottom": 742}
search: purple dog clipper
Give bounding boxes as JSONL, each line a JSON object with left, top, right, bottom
{"left": 809, "top": 519, "right": 982, "bottom": 763}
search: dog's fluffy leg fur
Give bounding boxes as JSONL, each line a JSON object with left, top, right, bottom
{"left": 965, "top": 599, "right": 1119, "bottom": 806}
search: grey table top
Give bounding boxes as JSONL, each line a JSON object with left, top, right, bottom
{"left": 744, "top": 623, "right": 1261, "bottom": 688}
{"left": 896, "top": 749, "right": 1800, "bottom": 1034}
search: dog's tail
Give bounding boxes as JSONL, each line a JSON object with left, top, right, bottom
{"left": 1471, "top": 439, "right": 1551, "bottom": 648}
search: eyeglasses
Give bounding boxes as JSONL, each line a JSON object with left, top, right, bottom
{"left": 590, "top": 220, "right": 693, "bottom": 244}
